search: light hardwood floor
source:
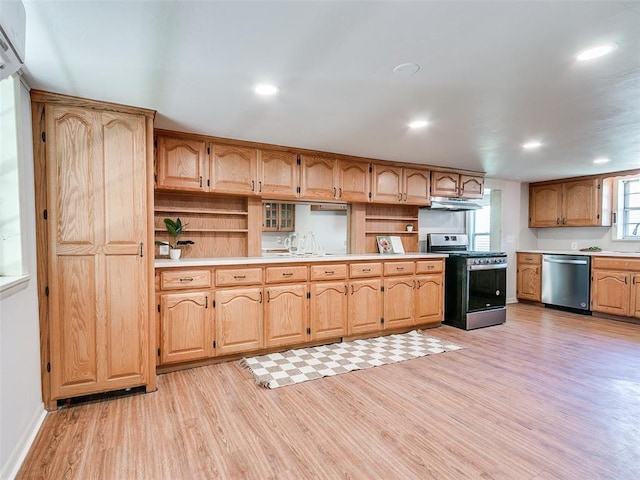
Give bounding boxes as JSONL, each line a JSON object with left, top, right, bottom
{"left": 18, "top": 303, "right": 640, "bottom": 479}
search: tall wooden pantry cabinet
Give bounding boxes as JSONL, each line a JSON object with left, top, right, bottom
{"left": 31, "top": 91, "right": 156, "bottom": 409}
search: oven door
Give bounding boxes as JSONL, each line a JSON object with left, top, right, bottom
{"left": 467, "top": 264, "right": 507, "bottom": 312}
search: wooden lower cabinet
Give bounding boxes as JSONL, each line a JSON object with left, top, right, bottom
{"left": 591, "top": 257, "right": 640, "bottom": 319}
{"left": 215, "top": 288, "right": 264, "bottom": 355}
{"left": 516, "top": 253, "right": 542, "bottom": 302}
{"left": 310, "top": 281, "right": 348, "bottom": 340}
{"left": 348, "top": 279, "right": 383, "bottom": 335}
{"left": 160, "top": 291, "right": 213, "bottom": 364}
{"left": 265, "top": 284, "right": 309, "bottom": 347}
{"left": 383, "top": 276, "right": 415, "bottom": 329}
{"left": 414, "top": 274, "right": 443, "bottom": 326}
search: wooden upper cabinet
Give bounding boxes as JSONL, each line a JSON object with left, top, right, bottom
{"left": 529, "top": 183, "right": 562, "bottom": 227}
{"left": 371, "top": 164, "right": 430, "bottom": 205}
{"left": 260, "top": 149, "right": 299, "bottom": 198}
{"left": 460, "top": 174, "right": 484, "bottom": 199}
{"left": 337, "top": 160, "right": 370, "bottom": 202}
{"left": 156, "top": 135, "right": 208, "bottom": 191}
{"left": 371, "top": 164, "right": 403, "bottom": 203}
{"left": 529, "top": 178, "right": 610, "bottom": 228}
{"left": 403, "top": 168, "right": 430, "bottom": 205}
{"left": 210, "top": 143, "right": 259, "bottom": 195}
{"left": 431, "top": 171, "right": 484, "bottom": 199}
{"left": 562, "top": 179, "right": 600, "bottom": 226}
{"left": 299, "top": 154, "right": 338, "bottom": 200}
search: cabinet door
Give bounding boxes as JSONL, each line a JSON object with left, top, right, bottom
{"left": 516, "top": 264, "right": 541, "bottom": 301}
{"left": 430, "top": 171, "right": 460, "bottom": 197}
{"left": 210, "top": 143, "right": 259, "bottom": 194}
{"left": 562, "top": 179, "right": 599, "bottom": 226}
{"left": 156, "top": 135, "right": 208, "bottom": 191}
{"left": 383, "top": 277, "right": 415, "bottom": 329}
{"left": 337, "top": 160, "right": 369, "bottom": 202}
{"left": 460, "top": 174, "right": 484, "bottom": 199}
{"left": 529, "top": 184, "right": 562, "bottom": 227}
{"left": 403, "top": 168, "right": 430, "bottom": 205}
{"left": 47, "top": 106, "right": 149, "bottom": 400}
{"left": 299, "top": 155, "right": 337, "bottom": 200}
{"left": 414, "top": 274, "right": 443, "bottom": 326}
{"left": 632, "top": 274, "right": 640, "bottom": 319}
{"left": 348, "top": 279, "right": 383, "bottom": 335}
{"left": 265, "top": 284, "right": 308, "bottom": 347}
{"left": 263, "top": 202, "right": 280, "bottom": 231}
{"left": 591, "top": 270, "right": 631, "bottom": 316}
{"left": 160, "top": 292, "right": 213, "bottom": 364}
{"left": 310, "top": 282, "right": 348, "bottom": 341}
{"left": 278, "top": 203, "right": 295, "bottom": 232}
{"left": 260, "top": 149, "right": 299, "bottom": 198}
{"left": 371, "top": 164, "right": 403, "bottom": 203}
{"left": 215, "top": 288, "right": 264, "bottom": 355}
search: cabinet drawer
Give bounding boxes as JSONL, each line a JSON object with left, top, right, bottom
{"left": 160, "top": 269, "right": 211, "bottom": 290}
{"left": 384, "top": 262, "right": 416, "bottom": 276}
{"left": 216, "top": 268, "right": 263, "bottom": 286}
{"left": 349, "top": 262, "right": 382, "bottom": 278}
{"left": 310, "top": 264, "right": 347, "bottom": 281}
{"left": 592, "top": 256, "right": 640, "bottom": 272}
{"left": 517, "top": 253, "right": 542, "bottom": 265}
{"left": 266, "top": 265, "right": 308, "bottom": 283}
{"left": 416, "top": 260, "right": 444, "bottom": 274}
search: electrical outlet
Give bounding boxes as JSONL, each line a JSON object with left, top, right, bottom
{"left": 159, "top": 244, "right": 169, "bottom": 255}
{"left": 570, "top": 242, "right": 578, "bottom": 250}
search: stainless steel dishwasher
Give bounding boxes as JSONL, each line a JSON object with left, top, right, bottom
{"left": 541, "top": 254, "right": 591, "bottom": 312}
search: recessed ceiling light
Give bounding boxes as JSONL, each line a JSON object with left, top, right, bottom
{"left": 253, "top": 83, "right": 280, "bottom": 95}
{"left": 576, "top": 43, "right": 618, "bottom": 62}
{"left": 522, "top": 141, "right": 543, "bottom": 150}
{"left": 593, "top": 157, "right": 610, "bottom": 164}
{"left": 393, "top": 63, "right": 420, "bottom": 76}
{"left": 408, "top": 120, "right": 429, "bottom": 129}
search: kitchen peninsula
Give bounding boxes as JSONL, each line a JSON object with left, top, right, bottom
{"left": 155, "top": 253, "right": 447, "bottom": 370}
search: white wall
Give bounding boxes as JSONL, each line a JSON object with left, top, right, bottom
{"left": 0, "top": 79, "right": 45, "bottom": 480}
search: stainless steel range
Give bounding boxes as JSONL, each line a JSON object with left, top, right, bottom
{"left": 426, "top": 234, "right": 507, "bottom": 330}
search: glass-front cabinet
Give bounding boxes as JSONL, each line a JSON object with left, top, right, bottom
{"left": 263, "top": 202, "right": 295, "bottom": 232}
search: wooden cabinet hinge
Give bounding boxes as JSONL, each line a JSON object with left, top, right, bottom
{"left": 41, "top": 131, "right": 46, "bottom": 142}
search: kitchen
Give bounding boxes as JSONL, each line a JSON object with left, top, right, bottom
{"left": 1, "top": 2, "right": 637, "bottom": 480}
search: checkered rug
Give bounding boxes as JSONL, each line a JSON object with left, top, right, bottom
{"left": 240, "top": 330, "right": 463, "bottom": 389}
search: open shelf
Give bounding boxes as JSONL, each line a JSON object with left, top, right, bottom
{"left": 154, "top": 206, "right": 248, "bottom": 216}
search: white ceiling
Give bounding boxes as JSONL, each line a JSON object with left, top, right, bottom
{"left": 20, "top": 1, "right": 640, "bottom": 182}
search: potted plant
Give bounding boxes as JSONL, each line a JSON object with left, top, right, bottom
{"left": 155, "top": 218, "right": 194, "bottom": 260}
{"left": 406, "top": 223, "right": 414, "bottom": 232}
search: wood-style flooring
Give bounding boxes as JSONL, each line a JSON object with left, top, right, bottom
{"left": 17, "top": 303, "right": 640, "bottom": 479}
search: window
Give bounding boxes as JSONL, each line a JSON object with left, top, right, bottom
{"left": 616, "top": 177, "right": 640, "bottom": 239}
{"left": 470, "top": 189, "right": 491, "bottom": 251}
{"left": 0, "top": 74, "right": 29, "bottom": 297}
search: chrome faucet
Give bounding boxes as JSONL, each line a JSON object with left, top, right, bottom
{"left": 632, "top": 223, "right": 640, "bottom": 236}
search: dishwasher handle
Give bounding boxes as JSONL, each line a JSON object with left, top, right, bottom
{"left": 543, "top": 257, "right": 589, "bottom": 266}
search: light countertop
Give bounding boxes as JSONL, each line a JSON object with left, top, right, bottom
{"left": 517, "top": 249, "right": 640, "bottom": 257}
{"left": 155, "top": 253, "right": 447, "bottom": 268}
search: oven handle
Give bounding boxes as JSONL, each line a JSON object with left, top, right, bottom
{"left": 467, "top": 263, "right": 508, "bottom": 271}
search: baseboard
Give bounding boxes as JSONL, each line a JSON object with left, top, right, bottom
{"left": 1, "top": 403, "right": 46, "bottom": 480}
